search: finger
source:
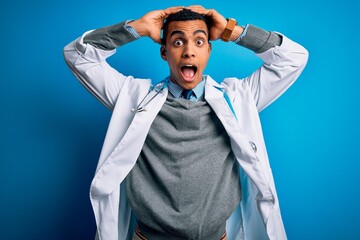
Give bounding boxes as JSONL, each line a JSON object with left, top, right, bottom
{"left": 199, "top": 9, "right": 219, "bottom": 19}
{"left": 163, "top": 6, "right": 185, "bottom": 17}
{"left": 164, "top": 6, "right": 185, "bottom": 14}
{"left": 165, "top": 6, "right": 185, "bottom": 11}
{"left": 186, "top": 6, "right": 207, "bottom": 11}
{"left": 186, "top": 6, "right": 211, "bottom": 15}
{"left": 186, "top": 5, "right": 205, "bottom": 10}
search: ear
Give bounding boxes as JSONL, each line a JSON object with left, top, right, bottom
{"left": 208, "top": 41, "right": 212, "bottom": 53}
{"left": 160, "top": 45, "right": 167, "bottom": 61}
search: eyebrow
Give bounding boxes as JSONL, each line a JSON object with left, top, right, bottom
{"left": 170, "top": 29, "right": 208, "bottom": 37}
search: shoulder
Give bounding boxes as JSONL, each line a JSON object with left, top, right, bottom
{"left": 221, "top": 77, "right": 248, "bottom": 93}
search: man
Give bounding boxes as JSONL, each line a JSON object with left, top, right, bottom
{"left": 63, "top": 5, "right": 308, "bottom": 240}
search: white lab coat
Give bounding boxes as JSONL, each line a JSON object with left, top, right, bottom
{"left": 63, "top": 30, "right": 308, "bottom": 240}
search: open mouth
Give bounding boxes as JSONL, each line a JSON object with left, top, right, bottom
{"left": 180, "top": 65, "right": 198, "bottom": 81}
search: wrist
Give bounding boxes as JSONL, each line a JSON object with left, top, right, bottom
{"left": 221, "top": 18, "right": 238, "bottom": 42}
{"left": 230, "top": 26, "right": 244, "bottom": 42}
{"left": 128, "top": 19, "right": 148, "bottom": 37}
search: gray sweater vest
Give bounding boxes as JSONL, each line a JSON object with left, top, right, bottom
{"left": 126, "top": 94, "right": 241, "bottom": 240}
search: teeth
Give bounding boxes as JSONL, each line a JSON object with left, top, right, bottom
{"left": 182, "top": 65, "right": 197, "bottom": 69}
{"left": 181, "top": 65, "right": 197, "bottom": 73}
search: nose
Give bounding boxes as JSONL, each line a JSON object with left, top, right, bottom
{"left": 182, "top": 44, "right": 195, "bottom": 58}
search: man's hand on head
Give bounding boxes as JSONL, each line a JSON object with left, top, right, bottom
{"left": 128, "top": 6, "right": 184, "bottom": 44}
{"left": 186, "top": 5, "right": 226, "bottom": 41}
{"left": 186, "top": 5, "right": 244, "bottom": 42}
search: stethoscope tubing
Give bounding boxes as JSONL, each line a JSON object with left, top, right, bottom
{"left": 131, "top": 81, "right": 167, "bottom": 113}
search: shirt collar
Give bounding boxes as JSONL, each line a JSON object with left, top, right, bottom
{"left": 168, "top": 76, "right": 206, "bottom": 101}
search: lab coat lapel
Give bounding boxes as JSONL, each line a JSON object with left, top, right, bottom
{"left": 204, "top": 77, "right": 274, "bottom": 201}
{"left": 90, "top": 84, "right": 169, "bottom": 197}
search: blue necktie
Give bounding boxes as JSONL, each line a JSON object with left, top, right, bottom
{"left": 181, "top": 89, "right": 193, "bottom": 100}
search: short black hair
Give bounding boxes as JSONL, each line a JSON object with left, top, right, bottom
{"left": 161, "top": 9, "right": 211, "bottom": 45}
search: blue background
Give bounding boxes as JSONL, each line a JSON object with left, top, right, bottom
{"left": 1, "top": 0, "right": 359, "bottom": 239}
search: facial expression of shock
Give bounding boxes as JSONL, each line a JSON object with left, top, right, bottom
{"left": 161, "top": 20, "right": 212, "bottom": 90}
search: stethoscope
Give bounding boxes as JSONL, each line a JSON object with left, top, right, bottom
{"left": 131, "top": 80, "right": 168, "bottom": 113}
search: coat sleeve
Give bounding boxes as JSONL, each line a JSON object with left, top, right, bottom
{"left": 241, "top": 33, "right": 309, "bottom": 112}
{"left": 63, "top": 30, "right": 136, "bottom": 110}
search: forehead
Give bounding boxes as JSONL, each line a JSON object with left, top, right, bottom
{"left": 167, "top": 20, "right": 208, "bottom": 37}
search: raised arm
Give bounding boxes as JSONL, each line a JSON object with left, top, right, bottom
{"left": 188, "top": 5, "right": 308, "bottom": 112}
{"left": 63, "top": 7, "right": 184, "bottom": 110}
{"left": 240, "top": 32, "right": 308, "bottom": 112}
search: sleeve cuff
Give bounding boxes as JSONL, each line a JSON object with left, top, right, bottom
{"left": 124, "top": 20, "right": 141, "bottom": 39}
{"left": 233, "top": 24, "right": 249, "bottom": 44}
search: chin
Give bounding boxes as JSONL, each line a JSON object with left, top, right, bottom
{"left": 182, "top": 78, "right": 201, "bottom": 89}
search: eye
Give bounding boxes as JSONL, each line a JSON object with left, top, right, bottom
{"left": 173, "top": 39, "right": 183, "bottom": 47}
{"left": 196, "top": 39, "right": 204, "bottom": 46}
